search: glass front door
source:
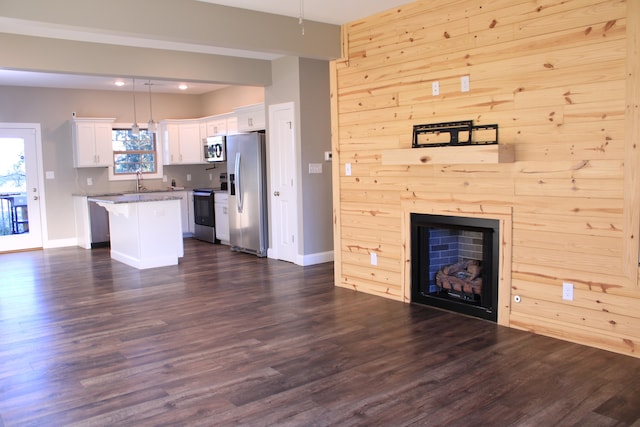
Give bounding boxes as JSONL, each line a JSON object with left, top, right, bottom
{"left": 0, "top": 126, "right": 43, "bottom": 251}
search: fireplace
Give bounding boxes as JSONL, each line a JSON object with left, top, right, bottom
{"left": 411, "top": 213, "right": 499, "bottom": 322}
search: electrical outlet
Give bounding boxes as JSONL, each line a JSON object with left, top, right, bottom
{"left": 432, "top": 81, "right": 440, "bottom": 96}
{"left": 45, "top": 171, "right": 55, "bottom": 180}
{"left": 186, "top": 174, "right": 192, "bottom": 182}
{"left": 162, "top": 175, "right": 168, "bottom": 183}
{"left": 86, "top": 177, "right": 93, "bottom": 186}
{"left": 562, "top": 282, "right": 574, "bottom": 301}
{"left": 209, "top": 173, "right": 213, "bottom": 180}
{"left": 345, "top": 163, "right": 352, "bottom": 176}
{"left": 370, "top": 252, "right": 378, "bottom": 266}
{"left": 461, "top": 75, "right": 470, "bottom": 92}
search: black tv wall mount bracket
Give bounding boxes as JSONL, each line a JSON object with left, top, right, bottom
{"left": 412, "top": 120, "right": 498, "bottom": 148}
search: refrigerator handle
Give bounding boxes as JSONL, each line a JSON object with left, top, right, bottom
{"left": 235, "top": 152, "right": 243, "bottom": 213}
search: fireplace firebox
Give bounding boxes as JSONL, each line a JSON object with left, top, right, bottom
{"left": 411, "top": 213, "right": 499, "bottom": 322}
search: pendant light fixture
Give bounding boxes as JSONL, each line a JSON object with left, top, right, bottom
{"left": 131, "top": 78, "right": 140, "bottom": 137}
{"left": 299, "top": 0, "right": 305, "bottom": 35}
{"left": 146, "top": 80, "right": 157, "bottom": 134}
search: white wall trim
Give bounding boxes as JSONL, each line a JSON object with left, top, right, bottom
{"left": 43, "top": 238, "right": 78, "bottom": 249}
{"left": 296, "top": 250, "right": 334, "bottom": 266}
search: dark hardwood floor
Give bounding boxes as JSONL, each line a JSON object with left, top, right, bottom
{"left": 1, "top": 239, "right": 640, "bottom": 426}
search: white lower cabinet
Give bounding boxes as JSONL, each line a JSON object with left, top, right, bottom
{"left": 76, "top": 191, "right": 192, "bottom": 248}
{"left": 135, "top": 191, "right": 190, "bottom": 236}
{"left": 214, "top": 192, "right": 229, "bottom": 244}
{"left": 73, "top": 196, "right": 92, "bottom": 249}
{"left": 176, "top": 191, "right": 190, "bottom": 236}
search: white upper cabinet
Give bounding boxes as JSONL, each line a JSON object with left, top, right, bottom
{"left": 159, "top": 103, "right": 265, "bottom": 165}
{"left": 71, "top": 118, "right": 115, "bottom": 167}
{"left": 161, "top": 120, "right": 203, "bottom": 165}
{"left": 206, "top": 117, "right": 228, "bottom": 136}
{"left": 226, "top": 115, "right": 239, "bottom": 135}
{"left": 235, "top": 104, "right": 265, "bottom": 132}
{"left": 201, "top": 113, "right": 239, "bottom": 137}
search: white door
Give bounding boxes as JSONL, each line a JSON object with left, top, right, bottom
{"left": 0, "top": 125, "right": 44, "bottom": 251}
{"left": 268, "top": 102, "right": 298, "bottom": 263}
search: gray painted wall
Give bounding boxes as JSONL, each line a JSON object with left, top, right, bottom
{"left": 265, "top": 57, "right": 333, "bottom": 257}
{"left": 299, "top": 58, "right": 332, "bottom": 255}
{"left": 200, "top": 86, "right": 264, "bottom": 116}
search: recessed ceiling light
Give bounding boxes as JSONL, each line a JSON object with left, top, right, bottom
{"left": 178, "top": 84, "right": 189, "bottom": 91}
{"left": 115, "top": 80, "right": 125, "bottom": 87}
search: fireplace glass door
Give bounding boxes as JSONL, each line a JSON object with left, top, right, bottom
{"left": 411, "top": 214, "right": 499, "bottom": 322}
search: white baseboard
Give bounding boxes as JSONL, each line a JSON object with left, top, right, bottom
{"left": 43, "top": 238, "right": 78, "bottom": 249}
{"left": 297, "top": 250, "right": 334, "bottom": 266}
{"left": 257, "top": 248, "right": 334, "bottom": 266}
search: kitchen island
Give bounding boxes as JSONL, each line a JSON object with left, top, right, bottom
{"left": 88, "top": 193, "right": 184, "bottom": 269}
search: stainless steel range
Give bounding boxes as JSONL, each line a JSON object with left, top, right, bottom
{"left": 193, "top": 188, "right": 216, "bottom": 243}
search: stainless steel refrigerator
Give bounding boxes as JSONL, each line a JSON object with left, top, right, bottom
{"left": 227, "top": 132, "right": 268, "bottom": 257}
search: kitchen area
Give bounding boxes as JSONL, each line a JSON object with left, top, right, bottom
{"left": 0, "top": 0, "right": 337, "bottom": 272}
{"left": 0, "top": 57, "right": 333, "bottom": 265}
{"left": 73, "top": 102, "right": 268, "bottom": 268}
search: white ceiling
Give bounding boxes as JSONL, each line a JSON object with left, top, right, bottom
{"left": 0, "top": 0, "right": 409, "bottom": 94}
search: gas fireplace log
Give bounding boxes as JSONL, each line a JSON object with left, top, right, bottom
{"left": 435, "top": 260, "right": 483, "bottom": 296}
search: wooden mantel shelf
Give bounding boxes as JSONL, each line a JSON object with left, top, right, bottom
{"left": 381, "top": 144, "right": 515, "bottom": 165}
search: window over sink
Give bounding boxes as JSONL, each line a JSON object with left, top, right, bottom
{"left": 107, "top": 125, "right": 163, "bottom": 182}
{"left": 112, "top": 128, "right": 157, "bottom": 175}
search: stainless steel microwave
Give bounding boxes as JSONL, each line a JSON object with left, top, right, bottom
{"left": 204, "top": 135, "right": 226, "bottom": 162}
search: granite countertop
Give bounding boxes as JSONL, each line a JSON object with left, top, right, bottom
{"left": 74, "top": 188, "right": 194, "bottom": 197}
{"left": 88, "top": 194, "right": 184, "bottom": 204}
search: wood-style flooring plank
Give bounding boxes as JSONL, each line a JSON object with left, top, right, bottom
{"left": 1, "top": 239, "right": 640, "bottom": 426}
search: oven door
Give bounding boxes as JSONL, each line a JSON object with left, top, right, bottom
{"left": 193, "top": 192, "right": 215, "bottom": 227}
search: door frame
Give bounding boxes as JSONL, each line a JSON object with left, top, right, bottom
{"left": 0, "top": 123, "right": 47, "bottom": 251}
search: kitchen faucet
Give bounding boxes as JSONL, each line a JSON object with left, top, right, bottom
{"left": 136, "top": 171, "right": 145, "bottom": 192}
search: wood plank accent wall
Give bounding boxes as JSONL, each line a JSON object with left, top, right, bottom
{"left": 330, "top": 0, "right": 640, "bottom": 358}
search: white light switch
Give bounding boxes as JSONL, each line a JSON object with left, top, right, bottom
{"left": 345, "top": 163, "right": 352, "bottom": 176}
{"left": 45, "top": 171, "right": 55, "bottom": 180}
{"left": 186, "top": 174, "right": 192, "bottom": 182}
